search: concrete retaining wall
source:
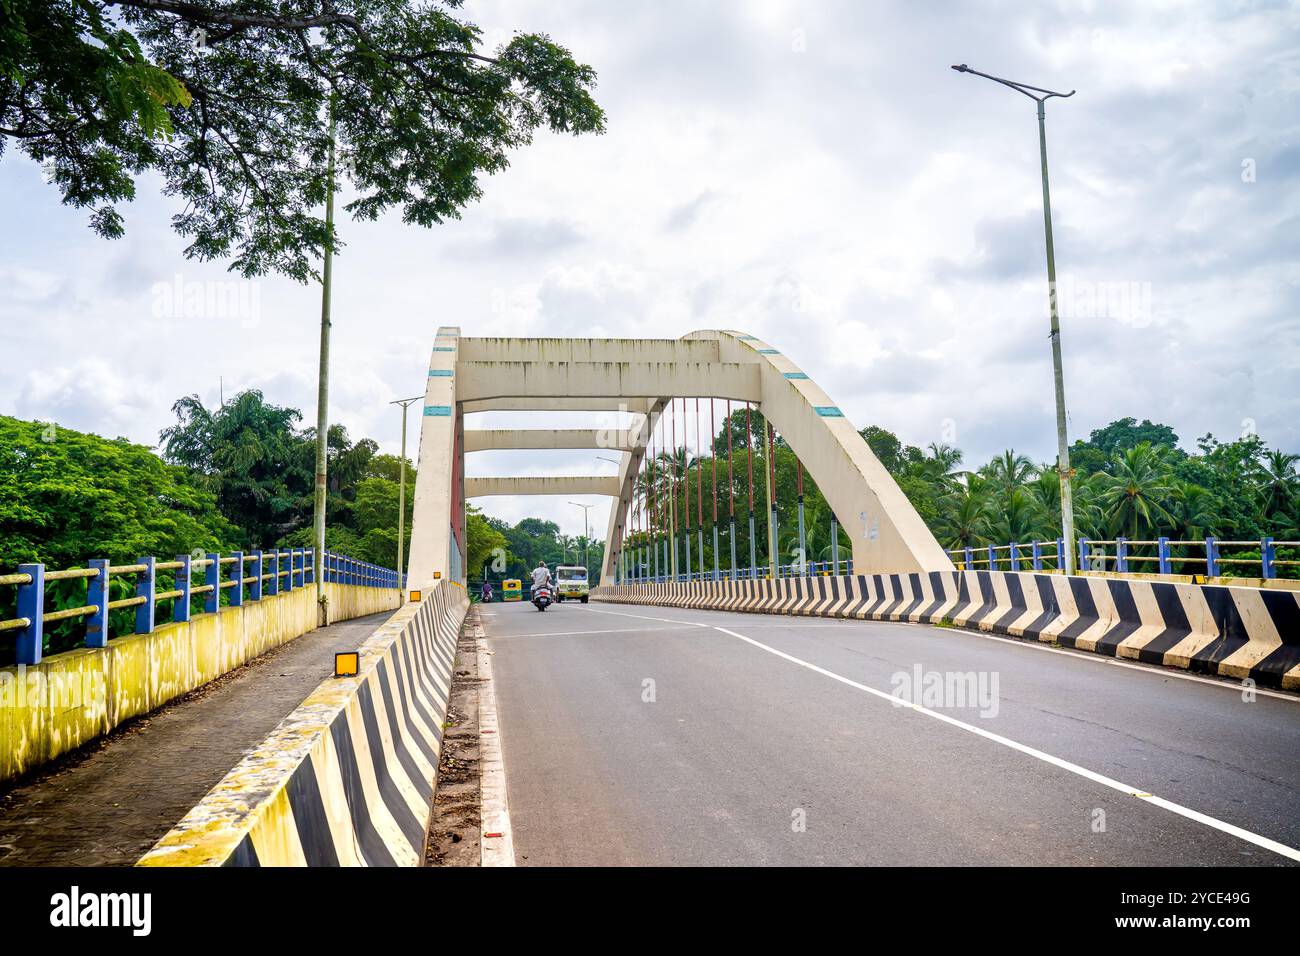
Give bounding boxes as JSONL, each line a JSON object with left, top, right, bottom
{"left": 593, "top": 572, "right": 1300, "bottom": 691}
{"left": 138, "top": 580, "right": 468, "bottom": 867}
{"left": 0, "top": 583, "right": 399, "bottom": 785}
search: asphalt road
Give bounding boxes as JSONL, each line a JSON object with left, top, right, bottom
{"left": 481, "top": 599, "right": 1300, "bottom": 866}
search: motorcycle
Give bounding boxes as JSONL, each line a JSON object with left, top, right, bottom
{"left": 532, "top": 582, "right": 554, "bottom": 611}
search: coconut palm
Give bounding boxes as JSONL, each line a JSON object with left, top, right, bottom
{"left": 1168, "top": 480, "right": 1218, "bottom": 542}
{"left": 1070, "top": 475, "right": 1110, "bottom": 541}
{"left": 986, "top": 450, "right": 1035, "bottom": 496}
{"left": 1095, "top": 442, "right": 1176, "bottom": 540}
{"left": 935, "top": 474, "right": 993, "bottom": 551}
{"left": 987, "top": 488, "right": 1040, "bottom": 558}
{"left": 1258, "top": 450, "right": 1300, "bottom": 518}
{"left": 924, "top": 442, "right": 966, "bottom": 492}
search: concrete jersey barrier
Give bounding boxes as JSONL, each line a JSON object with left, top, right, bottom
{"left": 593, "top": 572, "right": 1300, "bottom": 691}
{"left": 139, "top": 580, "right": 469, "bottom": 866}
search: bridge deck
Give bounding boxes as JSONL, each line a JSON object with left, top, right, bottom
{"left": 483, "top": 600, "right": 1300, "bottom": 866}
{"left": 0, "top": 611, "right": 393, "bottom": 866}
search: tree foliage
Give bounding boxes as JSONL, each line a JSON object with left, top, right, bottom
{"left": 2, "top": 0, "right": 605, "bottom": 279}
{"left": 159, "top": 388, "right": 411, "bottom": 564}
{"left": 628, "top": 409, "right": 1299, "bottom": 580}
{"left": 0, "top": 414, "right": 235, "bottom": 569}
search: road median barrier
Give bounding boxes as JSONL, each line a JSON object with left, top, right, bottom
{"left": 139, "top": 579, "right": 468, "bottom": 867}
{"left": 594, "top": 571, "right": 1299, "bottom": 690}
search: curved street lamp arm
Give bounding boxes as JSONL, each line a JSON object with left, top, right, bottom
{"left": 951, "top": 64, "right": 1076, "bottom": 102}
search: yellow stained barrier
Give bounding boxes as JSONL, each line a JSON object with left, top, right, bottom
{"left": 0, "top": 583, "right": 398, "bottom": 784}
{"left": 140, "top": 578, "right": 468, "bottom": 867}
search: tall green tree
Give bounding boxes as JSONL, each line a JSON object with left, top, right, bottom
{"left": 2, "top": 0, "right": 605, "bottom": 279}
{"left": 160, "top": 389, "right": 311, "bottom": 545}
{"left": 0, "top": 415, "right": 234, "bottom": 569}
{"left": 160, "top": 388, "right": 380, "bottom": 547}
{"left": 1095, "top": 442, "right": 1177, "bottom": 540}
{"left": 1258, "top": 450, "right": 1299, "bottom": 519}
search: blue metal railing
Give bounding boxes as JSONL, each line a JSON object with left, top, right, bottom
{"left": 945, "top": 539, "right": 1068, "bottom": 572}
{"left": 944, "top": 537, "right": 1298, "bottom": 579}
{"left": 0, "top": 549, "right": 400, "bottom": 665}
{"left": 620, "top": 558, "right": 856, "bottom": 584}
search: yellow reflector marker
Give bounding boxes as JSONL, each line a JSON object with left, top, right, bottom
{"left": 334, "top": 652, "right": 360, "bottom": 678}
{"left": 409, "top": 590, "right": 422, "bottom": 602}
{"left": 433, "top": 570, "right": 442, "bottom": 579}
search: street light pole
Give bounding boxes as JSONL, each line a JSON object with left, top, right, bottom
{"left": 313, "top": 95, "right": 337, "bottom": 624}
{"left": 390, "top": 394, "right": 423, "bottom": 602}
{"left": 951, "top": 64, "right": 1078, "bottom": 573}
{"left": 569, "top": 501, "right": 594, "bottom": 581}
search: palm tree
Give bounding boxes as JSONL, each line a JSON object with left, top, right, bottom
{"left": 1070, "top": 474, "right": 1110, "bottom": 541}
{"left": 1095, "top": 442, "right": 1176, "bottom": 540}
{"left": 987, "top": 488, "right": 1040, "bottom": 560}
{"left": 1028, "top": 466, "right": 1061, "bottom": 530}
{"left": 1258, "top": 450, "right": 1299, "bottom": 518}
{"left": 1168, "top": 480, "right": 1217, "bottom": 542}
{"left": 935, "top": 474, "right": 993, "bottom": 551}
{"left": 986, "top": 450, "right": 1035, "bottom": 497}
{"left": 925, "top": 443, "right": 966, "bottom": 492}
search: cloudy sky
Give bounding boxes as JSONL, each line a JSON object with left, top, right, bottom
{"left": 2, "top": 0, "right": 1298, "bottom": 538}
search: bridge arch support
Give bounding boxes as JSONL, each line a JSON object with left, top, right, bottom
{"left": 598, "top": 330, "right": 952, "bottom": 581}
{"left": 404, "top": 329, "right": 952, "bottom": 590}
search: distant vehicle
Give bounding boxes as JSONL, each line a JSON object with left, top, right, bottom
{"left": 532, "top": 581, "right": 554, "bottom": 611}
{"left": 555, "top": 565, "right": 589, "bottom": 603}
{"left": 502, "top": 579, "right": 522, "bottom": 602}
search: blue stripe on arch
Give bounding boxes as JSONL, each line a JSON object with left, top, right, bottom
{"left": 814, "top": 406, "right": 843, "bottom": 417}
{"left": 428, "top": 369, "right": 453, "bottom": 377}
{"left": 424, "top": 405, "right": 452, "bottom": 416}
{"left": 784, "top": 372, "right": 809, "bottom": 379}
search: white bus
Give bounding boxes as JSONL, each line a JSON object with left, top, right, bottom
{"left": 555, "top": 565, "right": 590, "bottom": 603}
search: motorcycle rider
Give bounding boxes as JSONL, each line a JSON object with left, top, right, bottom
{"left": 531, "top": 560, "right": 552, "bottom": 599}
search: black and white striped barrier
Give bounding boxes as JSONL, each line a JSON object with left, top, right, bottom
{"left": 139, "top": 580, "right": 469, "bottom": 866}
{"left": 593, "top": 572, "right": 1300, "bottom": 691}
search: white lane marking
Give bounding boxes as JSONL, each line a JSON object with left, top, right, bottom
{"left": 590, "top": 603, "right": 1298, "bottom": 702}
{"left": 709, "top": 622, "right": 1300, "bottom": 863}
{"left": 477, "top": 631, "right": 514, "bottom": 867}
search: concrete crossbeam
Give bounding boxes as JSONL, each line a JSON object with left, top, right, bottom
{"left": 464, "top": 429, "right": 640, "bottom": 453}
{"left": 465, "top": 476, "right": 622, "bottom": 498}
{"left": 461, "top": 397, "right": 657, "bottom": 414}
{"left": 458, "top": 337, "right": 720, "bottom": 364}
{"left": 456, "top": 361, "right": 761, "bottom": 403}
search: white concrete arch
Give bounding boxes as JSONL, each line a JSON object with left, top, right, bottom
{"left": 405, "top": 330, "right": 951, "bottom": 590}
{"left": 599, "top": 330, "right": 953, "bottom": 581}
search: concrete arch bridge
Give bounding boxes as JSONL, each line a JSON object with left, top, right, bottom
{"left": 405, "top": 328, "right": 952, "bottom": 588}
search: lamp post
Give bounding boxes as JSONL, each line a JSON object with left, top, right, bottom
{"left": 390, "top": 394, "right": 422, "bottom": 602}
{"left": 951, "top": 63, "right": 1078, "bottom": 573}
{"left": 569, "top": 501, "right": 594, "bottom": 581}
{"left": 312, "top": 96, "right": 337, "bottom": 623}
